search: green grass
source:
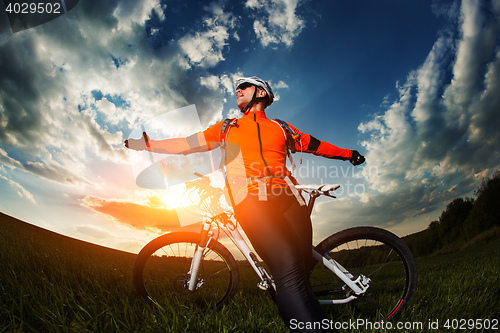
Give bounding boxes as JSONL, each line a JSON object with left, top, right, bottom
{"left": 1, "top": 212, "right": 499, "bottom": 332}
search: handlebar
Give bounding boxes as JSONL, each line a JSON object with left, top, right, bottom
{"left": 183, "top": 173, "right": 224, "bottom": 216}
{"left": 186, "top": 173, "right": 212, "bottom": 190}
{"left": 182, "top": 173, "right": 340, "bottom": 216}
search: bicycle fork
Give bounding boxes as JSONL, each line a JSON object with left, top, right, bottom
{"left": 188, "top": 216, "right": 275, "bottom": 293}
{"left": 188, "top": 219, "right": 212, "bottom": 291}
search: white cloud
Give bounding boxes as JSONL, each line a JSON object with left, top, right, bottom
{"left": 199, "top": 75, "right": 221, "bottom": 91}
{"left": 179, "top": 2, "right": 238, "bottom": 68}
{"left": 75, "top": 223, "right": 113, "bottom": 239}
{"left": 113, "top": 0, "right": 166, "bottom": 30}
{"left": 199, "top": 73, "right": 239, "bottom": 96}
{"left": 179, "top": 28, "right": 228, "bottom": 67}
{"left": 0, "top": 169, "right": 36, "bottom": 204}
{"left": 245, "top": 0, "right": 305, "bottom": 47}
{"left": 274, "top": 80, "right": 289, "bottom": 89}
{"left": 0, "top": 148, "right": 23, "bottom": 170}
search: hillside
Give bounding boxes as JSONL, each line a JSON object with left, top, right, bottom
{"left": 400, "top": 171, "right": 500, "bottom": 257}
{"left": 0, "top": 212, "right": 140, "bottom": 332}
{"left": 0, "top": 212, "right": 136, "bottom": 259}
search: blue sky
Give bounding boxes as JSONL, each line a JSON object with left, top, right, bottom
{"left": 1, "top": 0, "right": 499, "bottom": 252}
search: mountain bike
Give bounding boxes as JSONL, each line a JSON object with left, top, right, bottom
{"left": 133, "top": 173, "right": 417, "bottom": 322}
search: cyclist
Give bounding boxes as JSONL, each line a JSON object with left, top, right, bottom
{"left": 125, "top": 76, "right": 365, "bottom": 332}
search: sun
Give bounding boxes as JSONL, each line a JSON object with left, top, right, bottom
{"left": 159, "top": 190, "right": 185, "bottom": 210}
{"left": 155, "top": 182, "right": 201, "bottom": 211}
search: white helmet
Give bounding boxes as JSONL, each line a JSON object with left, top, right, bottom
{"left": 234, "top": 76, "right": 274, "bottom": 108}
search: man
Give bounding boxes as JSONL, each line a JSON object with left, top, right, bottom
{"left": 125, "top": 76, "right": 365, "bottom": 332}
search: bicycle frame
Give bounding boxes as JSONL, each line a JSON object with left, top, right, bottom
{"left": 187, "top": 206, "right": 371, "bottom": 305}
{"left": 188, "top": 214, "right": 274, "bottom": 291}
{"left": 311, "top": 250, "right": 370, "bottom": 304}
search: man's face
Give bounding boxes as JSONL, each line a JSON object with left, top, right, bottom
{"left": 236, "top": 83, "right": 255, "bottom": 110}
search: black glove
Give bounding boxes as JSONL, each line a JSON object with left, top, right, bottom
{"left": 350, "top": 150, "right": 365, "bottom": 166}
{"left": 124, "top": 132, "right": 150, "bottom": 151}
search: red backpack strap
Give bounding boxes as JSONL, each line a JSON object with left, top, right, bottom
{"left": 272, "top": 118, "right": 302, "bottom": 171}
{"left": 220, "top": 118, "right": 237, "bottom": 141}
{"left": 219, "top": 118, "right": 239, "bottom": 207}
{"left": 272, "top": 118, "right": 301, "bottom": 153}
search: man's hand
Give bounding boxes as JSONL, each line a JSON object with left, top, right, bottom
{"left": 124, "top": 132, "right": 150, "bottom": 151}
{"left": 350, "top": 150, "right": 365, "bottom": 166}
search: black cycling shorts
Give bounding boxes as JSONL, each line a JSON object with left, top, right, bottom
{"left": 234, "top": 191, "right": 328, "bottom": 332}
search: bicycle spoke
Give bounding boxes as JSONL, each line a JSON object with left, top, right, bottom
{"left": 133, "top": 232, "right": 239, "bottom": 310}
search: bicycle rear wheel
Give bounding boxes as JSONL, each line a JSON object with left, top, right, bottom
{"left": 310, "top": 226, "right": 417, "bottom": 321}
{"left": 133, "top": 232, "right": 239, "bottom": 310}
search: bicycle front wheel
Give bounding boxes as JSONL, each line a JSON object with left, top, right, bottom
{"left": 310, "top": 226, "right": 417, "bottom": 321}
{"left": 133, "top": 232, "right": 239, "bottom": 310}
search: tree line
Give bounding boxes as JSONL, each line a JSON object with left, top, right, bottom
{"left": 403, "top": 170, "right": 500, "bottom": 257}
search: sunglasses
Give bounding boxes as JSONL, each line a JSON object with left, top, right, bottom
{"left": 236, "top": 83, "right": 253, "bottom": 91}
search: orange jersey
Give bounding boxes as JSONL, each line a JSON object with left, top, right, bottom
{"left": 201, "top": 111, "right": 352, "bottom": 192}
{"left": 149, "top": 110, "right": 352, "bottom": 195}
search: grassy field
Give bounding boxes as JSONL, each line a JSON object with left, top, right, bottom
{"left": 1, "top": 212, "right": 499, "bottom": 332}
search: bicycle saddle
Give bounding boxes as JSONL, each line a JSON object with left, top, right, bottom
{"left": 295, "top": 184, "right": 340, "bottom": 192}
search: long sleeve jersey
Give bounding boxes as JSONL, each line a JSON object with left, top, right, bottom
{"left": 148, "top": 110, "right": 351, "bottom": 195}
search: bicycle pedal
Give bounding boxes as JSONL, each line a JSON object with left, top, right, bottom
{"left": 257, "top": 281, "right": 269, "bottom": 290}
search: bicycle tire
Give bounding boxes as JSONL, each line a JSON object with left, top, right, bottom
{"left": 310, "top": 226, "right": 417, "bottom": 321}
{"left": 133, "top": 232, "right": 239, "bottom": 310}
